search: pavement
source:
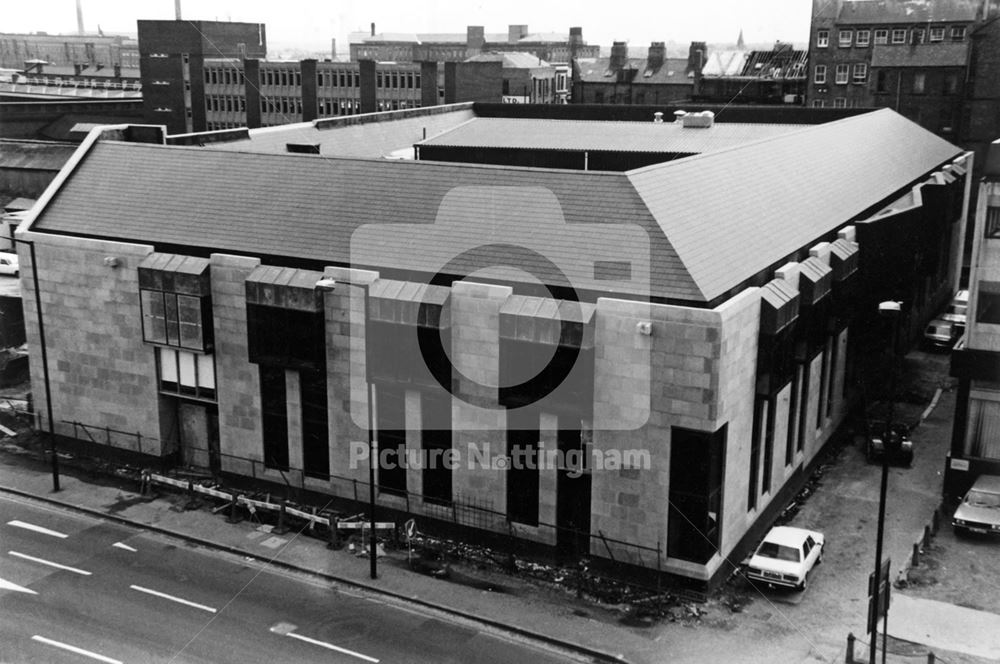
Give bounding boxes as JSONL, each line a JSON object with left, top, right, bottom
{"left": 2, "top": 347, "right": 1000, "bottom": 664}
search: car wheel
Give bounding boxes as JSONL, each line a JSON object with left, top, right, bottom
{"left": 796, "top": 576, "right": 807, "bottom": 592}
{"left": 817, "top": 547, "right": 824, "bottom": 565}
{"left": 13, "top": 271, "right": 18, "bottom": 278}
{"left": 954, "top": 525, "right": 968, "bottom": 538}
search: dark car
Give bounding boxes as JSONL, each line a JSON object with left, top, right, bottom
{"left": 866, "top": 419, "right": 913, "bottom": 466}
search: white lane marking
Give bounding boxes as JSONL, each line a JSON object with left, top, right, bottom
{"left": 287, "top": 632, "right": 380, "bottom": 663}
{"left": 8, "top": 551, "right": 91, "bottom": 576}
{"left": 31, "top": 635, "right": 123, "bottom": 664}
{"left": 6, "top": 520, "right": 68, "bottom": 538}
{"left": 112, "top": 542, "right": 137, "bottom": 552}
{"left": 130, "top": 584, "right": 217, "bottom": 613}
{"left": 0, "top": 577, "right": 37, "bottom": 594}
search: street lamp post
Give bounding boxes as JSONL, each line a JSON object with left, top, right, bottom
{"left": 317, "top": 278, "right": 376, "bottom": 579}
{"left": 12, "top": 237, "right": 59, "bottom": 492}
{"left": 870, "top": 300, "right": 901, "bottom": 664}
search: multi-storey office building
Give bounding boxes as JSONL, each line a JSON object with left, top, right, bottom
{"left": 948, "top": 139, "right": 1000, "bottom": 496}
{"left": 17, "top": 103, "right": 967, "bottom": 587}
{"left": 0, "top": 32, "right": 139, "bottom": 70}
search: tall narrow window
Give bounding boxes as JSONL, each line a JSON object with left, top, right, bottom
{"left": 260, "top": 366, "right": 289, "bottom": 470}
{"left": 762, "top": 399, "right": 775, "bottom": 494}
{"left": 301, "top": 370, "right": 328, "bottom": 479}
{"left": 816, "top": 30, "right": 829, "bottom": 48}
{"left": 377, "top": 385, "right": 407, "bottom": 495}
{"left": 668, "top": 425, "right": 725, "bottom": 563}
{"left": 507, "top": 408, "right": 539, "bottom": 526}
{"left": 422, "top": 393, "right": 452, "bottom": 504}
{"left": 749, "top": 398, "right": 764, "bottom": 510}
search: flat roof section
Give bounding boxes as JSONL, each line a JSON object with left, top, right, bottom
{"left": 416, "top": 117, "right": 807, "bottom": 154}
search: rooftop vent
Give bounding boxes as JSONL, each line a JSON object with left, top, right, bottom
{"left": 286, "top": 143, "right": 321, "bottom": 154}
{"left": 681, "top": 110, "right": 715, "bottom": 129}
{"left": 653, "top": 111, "right": 664, "bottom": 123}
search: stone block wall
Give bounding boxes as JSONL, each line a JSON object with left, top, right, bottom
{"left": 210, "top": 254, "right": 263, "bottom": 475}
{"left": 17, "top": 231, "right": 163, "bottom": 453}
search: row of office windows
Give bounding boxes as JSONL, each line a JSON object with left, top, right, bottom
{"left": 817, "top": 25, "right": 966, "bottom": 48}
{"left": 317, "top": 70, "right": 361, "bottom": 89}
{"left": 375, "top": 70, "right": 421, "bottom": 89}
{"left": 206, "top": 122, "right": 244, "bottom": 130}
{"left": 261, "top": 96, "right": 303, "bottom": 116}
{"left": 260, "top": 68, "right": 302, "bottom": 87}
{"left": 204, "top": 67, "right": 243, "bottom": 85}
{"left": 813, "top": 63, "right": 867, "bottom": 85}
{"left": 206, "top": 95, "right": 246, "bottom": 113}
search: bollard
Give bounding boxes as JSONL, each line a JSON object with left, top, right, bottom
{"left": 927, "top": 652, "right": 935, "bottom": 664}
{"left": 923, "top": 524, "right": 932, "bottom": 547}
{"left": 845, "top": 632, "right": 855, "bottom": 664}
{"left": 184, "top": 479, "right": 199, "bottom": 511}
{"left": 327, "top": 516, "right": 340, "bottom": 550}
{"left": 274, "top": 499, "right": 289, "bottom": 535}
{"left": 932, "top": 506, "right": 940, "bottom": 534}
{"left": 226, "top": 493, "right": 242, "bottom": 524}
{"left": 912, "top": 542, "right": 920, "bottom": 568}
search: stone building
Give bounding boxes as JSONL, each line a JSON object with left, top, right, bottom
{"left": 16, "top": 103, "right": 968, "bottom": 587}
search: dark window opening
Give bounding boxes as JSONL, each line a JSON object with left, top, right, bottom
{"left": 817, "top": 340, "right": 830, "bottom": 429}
{"left": 421, "top": 393, "right": 452, "bottom": 505}
{"left": 977, "top": 284, "right": 1000, "bottom": 324}
{"left": 260, "top": 366, "right": 289, "bottom": 470}
{"left": 247, "top": 304, "right": 325, "bottom": 370}
{"left": 371, "top": 320, "right": 451, "bottom": 389}
{"left": 301, "top": 370, "right": 328, "bottom": 479}
{"left": 377, "top": 385, "right": 407, "bottom": 496}
{"left": 507, "top": 408, "right": 539, "bottom": 526}
{"left": 762, "top": 398, "right": 776, "bottom": 494}
{"left": 140, "top": 289, "right": 211, "bottom": 352}
{"left": 786, "top": 373, "right": 799, "bottom": 466}
{"left": 499, "top": 338, "right": 593, "bottom": 412}
{"left": 749, "top": 397, "right": 763, "bottom": 510}
{"left": 668, "top": 425, "right": 725, "bottom": 563}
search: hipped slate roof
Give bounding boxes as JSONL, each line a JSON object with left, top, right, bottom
{"left": 29, "top": 109, "right": 961, "bottom": 304}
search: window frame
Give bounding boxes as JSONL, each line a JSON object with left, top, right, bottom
{"left": 853, "top": 62, "right": 868, "bottom": 84}
{"left": 835, "top": 64, "right": 850, "bottom": 84}
{"left": 814, "top": 64, "right": 827, "bottom": 84}
{"left": 816, "top": 30, "right": 829, "bottom": 48}
{"left": 856, "top": 29, "right": 871, "bottom": 46}
{"left": 930, "top": 27, "right": 945, "bottom": 42}
{"left": 874, "top": 29, "right": 889, "bottom": 44}
{"left": 892, "top": 28, "right": 907, "bottom": 44}
{"left": 951, "top": 25, "right": 966, "bottom": 41}
{"left": 838, "top": 29, "right": 853, "bottom": 47}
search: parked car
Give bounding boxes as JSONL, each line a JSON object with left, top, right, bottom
{"left": 923, "top": 318, "right": 958, "bottom": 349}
{"left": 942, "top": 290, "right": 968, "bottom": 332}
{"left": 746, "top": 525, "right": 825, "bottom": 591}
{"left": 866, "top": 419, "right": 914, "bottom": 466}
{"left": 0, "top": 252, "right": 18, "bottom": 277}
{"left": 953, "top": 474, "right": 1000, "bottom": 537}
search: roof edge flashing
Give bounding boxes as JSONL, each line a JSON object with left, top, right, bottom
{"left": 15, "top": 122, "right": 148, "bottom": 238}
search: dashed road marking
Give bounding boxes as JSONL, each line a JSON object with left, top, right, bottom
{"left": 7, "top": 520, "right": 68, "bottom": 538}
{"left": 31, "top": 635, "right": 123, "bottom": 664}
{"left": 8, "top": 551, "right": 91, "bottom": 575}
{"left": 0, "top": 576, "right": 37, "bottom": 594}
{"left": 129, "top": 584, "right": 217, "bottom": 613}
{"left": 112, "top": 542, "right": 137, "bottom": 552}
{"left": 286, "top": 632, "right": 380, "bottom": 663}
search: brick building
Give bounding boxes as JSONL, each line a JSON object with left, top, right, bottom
{"left": 572, "top": 41, "right": 703, "bottom": 105}
{"left": 16, "top": 104, "right": 968, "bottom": 587}
{"left": 0, "top": 32, "right": 139, "bottom": 70}
{"left": 138, "top": 20, "right": 266, "bottom": 135}
{"left": 349, "top": 25, "right": 598, "bottom": 64}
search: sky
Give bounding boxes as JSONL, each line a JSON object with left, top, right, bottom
{"left": 3, "top": 0, "right": 814, "bottom": 56}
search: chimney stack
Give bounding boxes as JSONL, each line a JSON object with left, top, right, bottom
{"left": 610, "top": 41, "right": 628, "bottom": 71}
{"left": 508, "top": 24, "right": 528, "bottom": 43}
{"left": 76, "top": 0, "right": 85, "bottom": 34}
{"left": 175, "top": 0, "right": 182, "bottom": 20}
{"left": 647, "top": 41, "right": 665, "bottom": 70}
{"left": 467, "top": 26, "right": 485, "bottom": 55}
{"left": 371, "top": 22, "right": 376, "bottom": 37}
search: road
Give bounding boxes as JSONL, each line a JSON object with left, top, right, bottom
{"left": 0, "top": 495, "right": 577, "bottom": 664}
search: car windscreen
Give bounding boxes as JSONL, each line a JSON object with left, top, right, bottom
{"left": 965, "top": 490, "right": 1000, "bottom": 508}
{"left": 756, "top": 542, "right": 800, "bottom": 562}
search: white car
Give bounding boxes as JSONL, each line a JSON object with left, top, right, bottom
{"left": 0, "top": 252, "right": 18, "bottom": 277}
{"left": 746, "top": 525, "right": 825, "bottom": 591}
